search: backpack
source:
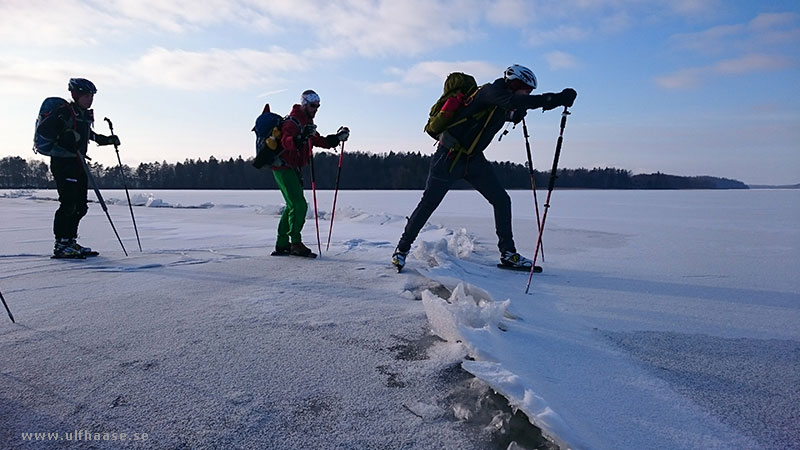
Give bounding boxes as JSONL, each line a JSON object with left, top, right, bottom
{"left": 424, "top": 72, "right": 478, "bottom": 139}
{"left": 251, "top": 104, "right": 286, "bottom": 169}
{"left": 33, "top": 97, "right": 70, "bottom": 156}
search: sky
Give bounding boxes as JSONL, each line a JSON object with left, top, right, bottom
{"left": 1, "top": 0, "right": 798, "bottom": 185}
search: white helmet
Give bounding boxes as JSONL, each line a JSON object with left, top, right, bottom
{"left": 301, "top": 89, "right": 320, "bottom": 105}
{"left": 504, "top": 64, "right": 537, "bottom": 90}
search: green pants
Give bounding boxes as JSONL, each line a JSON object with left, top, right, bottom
{"left": 272, "top": 169, "right": 308, "bottom": 247}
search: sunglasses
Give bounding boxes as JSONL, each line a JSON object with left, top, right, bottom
{"left": 307, "top": 103, "right": 320, "bottom": 109}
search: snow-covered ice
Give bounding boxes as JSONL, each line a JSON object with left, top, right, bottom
{"left": 1, "top": 188, "right": 798, "bottom": 449}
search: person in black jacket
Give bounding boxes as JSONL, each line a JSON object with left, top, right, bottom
{"left": 37, "top": 78, "right": 120, "bottom": 258}
{"left": 392, "top": 65, "right": 576, "bottom": 272}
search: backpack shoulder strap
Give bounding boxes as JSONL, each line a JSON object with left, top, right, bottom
{"left": 283, "top": 115, "right": 302, "bottom": 131}
{"left": 448, "top": 106, "right": 497, "bottom": 172}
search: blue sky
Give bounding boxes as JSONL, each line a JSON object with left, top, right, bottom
{"left": 1, "top": 0, "right": 798, "bottom": 185}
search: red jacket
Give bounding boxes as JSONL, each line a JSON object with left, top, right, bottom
{"left": 275, "top": 104, "right": 336, "bottom": 170}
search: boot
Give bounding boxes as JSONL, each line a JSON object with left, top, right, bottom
{"left": 69, "top": 238, "right": 99, "bottom": 257}
{"left": 392, "top": 248, "right": 408, "bottom": 272}
{"left": 290, "top": 242, "right": 317, "bottom": 258}
{"left": 271, "top": 244, "right": 291, "bottom": 256}
{"left": 53, "top": 238, "right": 85, "bottom": 259}
{"left": 500, "top": 250, "right": 533, "bottom": 269}
{"left": 499, "top": 250, "right": 542, "bottom": 273}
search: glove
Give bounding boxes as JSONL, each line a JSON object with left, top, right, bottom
{"left": 57, "top": 130, "right": 80, "bottom": 151}
{"left": 510, "top": 109, "right": 527, "bottom": 124}
{"left": 324, "top": 134, "right": 340, "bottom": 147}
{"left": 542, "top": 88, "right": 578, "bottom": 112}
{"left": 294, "top": 123, "right": 317, "bottom": 149}
{"left": 336, "top": 126, "right": 350, "bottom": 142}
{"left": 95, "top": 134, "right": 121, "bottom": 146}
{"left": 560, "top": 88, "right": 577, "bottom": 107}
{"left": 299, "top": 123, "right": 317, "bottom": 140}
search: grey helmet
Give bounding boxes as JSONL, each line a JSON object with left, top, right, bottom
{"left": 504, "top": 65, "right": 537, "bottom": 90}
{"left": 68, "top": 78, "right": 97, "bottom": 94}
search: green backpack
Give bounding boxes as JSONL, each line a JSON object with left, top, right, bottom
{"left": 424, "top": 72, "right": 478, "bottom": 139}
{"left": 424, "top": 72, "right": 499, "bottom": 171}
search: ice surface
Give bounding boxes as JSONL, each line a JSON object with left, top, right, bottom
{"left": 1, "top": 188, "right": 798, "bottom": 449}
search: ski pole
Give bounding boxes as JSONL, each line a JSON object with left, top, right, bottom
{"left": 522, "top": 117, "right": 545, "bottom": 261}
{"left": 0, "top": 289, "right": 14, "bottom": 323}
{"left": 326, "top": 142, "right": 345, "bottom": 251}
{"left": 525, "top": 107, "right": 570, "bottom": 294}
{"left": 104, "top": 117, "right": 142, "bottom": 252}
{"left": 76, "top": 152, "right": 128, "bottom": 256}
{"left": 308, "top": 146, "right": 322, "bottom": 257}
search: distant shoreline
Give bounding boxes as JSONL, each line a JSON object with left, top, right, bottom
{"left": 0, "top": 154, "right": 772, "bottom": 190}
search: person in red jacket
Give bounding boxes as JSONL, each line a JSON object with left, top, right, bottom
{"left": 271, "top": 90, "right": 349, "bottom": 258}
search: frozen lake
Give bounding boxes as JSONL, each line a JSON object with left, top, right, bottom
{"left": 1, "top": 188, "right": 798, "bottom": 449}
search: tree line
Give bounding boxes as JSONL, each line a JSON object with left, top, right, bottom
{"left": 0, "top": 153, "right": 748, "bottom": 190}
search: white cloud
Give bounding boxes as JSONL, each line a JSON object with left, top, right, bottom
{"left": 486, "top": 0, "right": 532, "bottom": 27}
{"left": 522, "top": 0, "right": 727, "bottom": 46}
{"left": 545, "top": 51, "right": 580, "bottom": 70}
{"left": 306, "top": 0, "right": 480, "bottom": 58}
{"left": 654, "top": 54, "right": 793, "bottom": 89}
{"left": 653, "top": 67, "right": 704, "bottom": 90}
{"left": 0, "top": 45, "right": 307, "bottom": 94}
{"left": 528, "top": 25, "right": 590, "bottom": 46}
{"left": 112, "top": 0, "right": 246, "bottom": 33}
{"left": 712, "top": 54, "right": 792, "bottom": 74}
{"left": 0, "top": 56, "right": 126, "bottom": 94}
{"left": 1, "top": 0, "right": 488, "bottom": 58}
{"left": 0, "top": 0, "right": 122, "bottom": 46}
{"left": 128, "top": 47, "right": 305, "bottom": 90}
{"left": 669, "top": 24, "right": 745, "bottom": 55}
{"left": 658, "top": 12, "right": 799, "bottom": 89}
{"left": 669, "top": 12, "right": 800, "bottom": 54}
{"left": 365, "top": 60, "right": 502, "bottom": 94}
{"left": 665, "top": 0, "right": 722, "bottom": 16}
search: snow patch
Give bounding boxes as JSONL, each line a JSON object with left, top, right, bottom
{"left": 123, "top": 193, "right": 214, "bottom": 208}
{"left": 0, "top": 189, "right": 36, "bottom": 198}
{"left": 422, "top": 282, "right": 509, "bottom": 346}
{"left": 447, "top": 228, "right": 474, "bottom": 259}
{"left": 412, "top": 228, "right": 476, "bottom": 270}
{"left": 255, "top": 204, "right": 287, "bottom": 216}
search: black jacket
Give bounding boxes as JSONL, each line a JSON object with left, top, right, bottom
{"left": 445, "top": 78, "right": 564, "bottom": 155}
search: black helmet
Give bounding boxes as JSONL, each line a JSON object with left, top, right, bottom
{"left": 68, "top": 78, "right": 97, "bottom": 94}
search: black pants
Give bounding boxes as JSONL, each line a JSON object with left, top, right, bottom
{"left": 398, "top": 146, "right": 515, "bottom": 254}
{"left": 51, "top": 156, "right": 88, "bottom": 240}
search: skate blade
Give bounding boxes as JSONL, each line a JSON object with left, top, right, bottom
{"left": 52, "top": 254, "right": 87, "bottom": 260}
{"left": 497, "top": 263, "right": 542, "bottom": 273}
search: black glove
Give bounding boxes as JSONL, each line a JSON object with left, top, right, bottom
{"left": 510, "top": 109, "right": 527, "bottom": 124}
{"left": 324, "top": 134, "right": 340, "bottom": 147}
{"left": 336, "top": 126, "right": 350, "bottom": 142}
{"left": 560, "top": 88, "right": 577, "bottom": 107}
{"left": 542, "top": 88, "right": 578, "bottom": 112}
{"left": 294, "top": 123, "right": 317, "bottom": 148}
{"left": 95, "top": 134, "right": 121, "bottom": 146}
{"left": 57, "top": 130, "right": 79, "bottom": 151}
{"left": 300, "top": 123, "right": 317, "bottom": 140}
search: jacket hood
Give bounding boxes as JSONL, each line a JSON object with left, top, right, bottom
{"left": 289, "top": 104, "right": 311, "bottom": 123}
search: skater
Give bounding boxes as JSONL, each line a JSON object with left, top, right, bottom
{"left": 392, "top": 65, "right": 576, "bottom": 271}
{"left": 36, "top": 78, "right": 121, "bottom": 258}
{"left": 271, "top": 90, "right": 349, "bottom": 258}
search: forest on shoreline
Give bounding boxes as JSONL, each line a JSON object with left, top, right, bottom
{"left": 0, "top": 153, "right": 748, "bottom": 190}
